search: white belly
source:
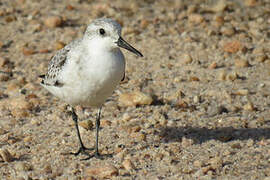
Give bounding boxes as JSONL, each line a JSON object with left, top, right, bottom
{"left": 45, "top": 49, "right": 125, "bottom": 107}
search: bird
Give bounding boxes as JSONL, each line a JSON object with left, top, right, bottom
{"left": 39, "top": 18, "right": 143, "bottom": 159}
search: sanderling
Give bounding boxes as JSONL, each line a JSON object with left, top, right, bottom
{"left": 40, "top": 18, "right": 143, "bottom": 159}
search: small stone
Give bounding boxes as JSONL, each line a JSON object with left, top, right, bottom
{"left": 193, "top": 160, "right": 202, "bottom": 167}
{"left": 0, "top": 57, "right": 9, "bottom": 67}
{"left": 235, "top": 58, "right": 249, "bottom": 68}
{"left": 84, "top": 164, "right": 118, "bottom": 178}
{"left": 0, "top": 149, "right": 13, "bottom": 162}
{"left": 118, "top": 91, "right": 152, "bottom": 107}
{"left": 66, "top": 4, "right": 74, "bottom": 10}
{"left": 0, "top": 9, "right": 6, "bottom": 16}
{"left": 255, "top": 55, "right": 267, "bottom": 63}
{"left": 54, "top": 41, "right": 65, "bottom": 50}
{"left": 208, "top": 62, "right": 217, "bottom": 69}
{"left": 11, "top": 109, "right": 30, "bottom": 118}
{"left": 6, "top": 82, "right": 20, "bottom": 92}
{"left": 122, "top": 159, "right": 135, "bottom": 171}
{"left": 221, "top": 26, "right": 235, "bottom": 36}
{"left": 245, "top": 0, "right": 257, "bottom": 6}
{"left": 231, "top": 142, "right": 241, "bottom": 149}
{"left": 39, "top": 49, "right": 49, "bottom": 53}
{"left": 130, "top": 132, "right": 146, "bottom": 141}
{"left": 234, "top": 89, "right": 249, "bottom": 96}
{"left": 23, "top": 136, "right": 32, "bottom": 143}
{"left": 176, "top": 100, "right": 188, "bottom": 108}
{"left": 181, "top": 137, "right": 194, "bottom": 147}
{"left": 22, "top": 47, "right": 35, "bottom": 56}
{"left": 202, "top": 166, "right": 211, "bottom": 174}
{"left": 214, "top": 16, "right": 224, "bottom": 27}
{"left": 188, "top": 14, "right": 204, "bottom": 24}
{"left": 44, "top": 16, "right": 63, "bottom": 28}
{"left": 208, "top": 106, "right": 228, "bottom": 116}
{"left": 100, "top": 119, "right": 112, "bottom": 127}
{"left": 43, "top": 164, "right": 52, "bottom": 174}
{"left": 79, "top": 120, "right": 94, "bottom": 131}
{"left": 16, "top": 162, "right": 32, "bottom": 171}
{"left": 9, "top": 97, "right": 33, "bottom": 110}
{"left": 140, "top": 19, "right": 149, "bottom": 29}
{"left": 207, "top": 0, "right": 227, "bottom": 12}
{"left": 243, "top": 102, "right": 254, "bottom": 111}
{"left": 223, "top": 41, "right": 243, "bottom": 53}
{"left": 193, "top": 95, "right": 200, "bottom": 103}
{"left": 226, "top": 72, "right": 238, "bottom": 81}
{"left": 190, "top": 76, "right": 200, "bottom": 81}
{"left": 0, "top": 74, "right": 9, "bottom": 81}
{"left": 209, "top": 157, "right": 222, "bottom": 170}
{"left": 121, "top": 113, "right": 132, "bottom": 122}
{"left": 182, "top": 54, "right": 193, "bottom": 64}
{"left": 247, "top": 139, "right": 254, "bottom": 147}
{"left": 218, "top": 71, "right": 226, "bottom": 81}
{"left": 5, "top": 15, "right": 17, "bottom": 23}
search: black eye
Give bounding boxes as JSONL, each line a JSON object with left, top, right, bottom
{"left": 99, "top": 28, "right": 105, "bottom": 35}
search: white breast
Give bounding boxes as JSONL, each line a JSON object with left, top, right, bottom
{"left": 49, "top": 46, "right": 125, "bottom": 107}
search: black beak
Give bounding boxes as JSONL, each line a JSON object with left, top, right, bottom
{"left": 116, "top": 37, "right": 143, "bottom": 57}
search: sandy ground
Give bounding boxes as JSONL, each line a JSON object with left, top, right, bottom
{"left": 0, "top": 0, "right": 270, "bottom": 179}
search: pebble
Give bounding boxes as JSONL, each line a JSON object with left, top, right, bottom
{"left": 207, "top": 105, "right": 228, "bottom": 116}
{"left": 39, "top": 49, "right": 49, "bottom": 53}
{"left": 234, "top": 89, "right": 249, "bottom": 96}
{"left": 140, "top": 19, "right": 149, "bottom": 29}
{"left": 16, "top": 162, "right": 33, "bottom": 171}
{"left": 188, "top": 14, "right": 204, "bottom": 24}
{"left": 84, "top": 164, "right": 118, "bottom": 178}
{"left": 44, "top": 16, "right": 63, "bottom": 28}
{"left": 209, "top": 157, "right": 222, "bottom": 170}
{"left": 220, "top": 26, "right": 235, "bottom": 36}
{"left": 9, "top": 96, "right": 33, "bottom": 110}
{"left": 0, "top": 57, "right": 10, "bottom": 67}
{"left": 243, "top": 102, "right": 254, "bottom": 111}
{"left": 218, "top": 71, "right": 226, "bottom": 81}
{"left": 118, "top": 91, "right": 153, "bottom": 107}
{"left": 226, "top": 71, "right": 238, "bottom": 81}
{"left": 235, "top": 58, "right": 250, "bottom": 68}
{"left": 43, "top": 164, "right": 52, "bottom": 174}
{"left": 5, "top": 15, "right": 17, "bottom": 23}
{"left": 181, "top": 137, "right": 194, "bottom": 147}
{"left": 78, "top": 120, "right": 94, "bottom": 131}
{"left": 122, "top": 159, "right": 135, "bottom": 171}
{"left": 255, "top": 55, "right": 268, "bottom": 63}
{"left": 245, "top": 0, "right": 257, "bottom": 6}
{"left": 54, "top": 41, "right": 65, "bottom": 50}
{"left": 193, "top": 160, "right": 202, "bottom": 167}
{"left": 66, "top": 4, "right": 74, "bottom": 10}
{"left": 22, "top": 47, "right": 36, "bottom": 56}
{"left": 0, "top": 149, "right": 13, "bottom": 162}
{"left": 190, "top": 76, "right": 200, "bottom": 82}
{"left": 207, "top": 0, "right": 227, "bottom": 12}
{"left": 0, "top": 73, "right": 9, "bottom": 81}
{"left": 223, "top": 41, "right": 243, "bottom": 53}
{"left": 181, "top": 53, "right": 193, "bottom": 64}
{"left": 100, "top": 119, "right": 112, "bottom": 127}
{"left": 208, "top": 62, "right": 217, "bottom": 69}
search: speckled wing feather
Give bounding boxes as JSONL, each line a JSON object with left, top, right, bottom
{"left": 40, "top": 39, "right": 82, "bottom": 87}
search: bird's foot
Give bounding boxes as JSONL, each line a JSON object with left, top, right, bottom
{"left": 70, "top": 146, "right": 93, "bottom": 156}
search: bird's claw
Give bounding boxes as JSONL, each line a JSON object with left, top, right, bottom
{"left": 70, "top": 146, "right": 93, "bottom": 156}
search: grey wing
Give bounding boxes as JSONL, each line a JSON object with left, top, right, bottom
{"left": 40, "top": 39, "right": 81, "bottom": 87}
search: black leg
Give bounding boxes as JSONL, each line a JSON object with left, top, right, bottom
{"left": 70, "top": 107, "right": 93, "bottom": 156}
{"left": 95, "top": 107, "right": 102, "bottom": 158}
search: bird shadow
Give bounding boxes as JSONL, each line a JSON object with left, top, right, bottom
{"left": 158, "top": 126, "right": 270, "bottom": 144}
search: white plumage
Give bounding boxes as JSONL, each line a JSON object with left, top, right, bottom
{"left": 40, "top": 18, "right": 143, "bottom": 159}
